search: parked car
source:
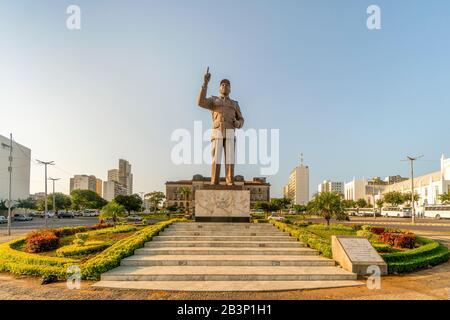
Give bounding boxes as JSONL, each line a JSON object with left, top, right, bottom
{"left": 43, "top": 212, "right": 55, "bottom": 218}
{"left": 0, "top": 216, "right": 7, "bottom": 224}
{"left": 14, "top": 214, "right": 33, "bottom": 221}
{"left": 268, "top": 215, "right": 284, "bottom": 221}
{"left": 73, "top": 211, "right": 83, "bottom": 217}
{"left": 127, "top": 215, "right": 142, "bottom": 223}
{"left": 58, "top": 212, "right": 74, "bottom": 219}
{"left": 83, "top": 210, "right": 99, "bottom": 217}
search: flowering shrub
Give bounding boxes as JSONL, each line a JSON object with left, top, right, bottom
{"left": 25, "top": 230, "right": 60, "bottom": 253}
{"left": 370, "top": 227, "right": 386, "bottom": 235}
{"left": 380, "top": 232, "right": 416, "bottom": 249}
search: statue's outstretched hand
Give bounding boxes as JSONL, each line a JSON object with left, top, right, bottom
{"left": 203, "top": 67, "right": 211, "bottom": 85}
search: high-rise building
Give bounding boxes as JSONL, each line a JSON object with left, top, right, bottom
{"left": 69, "top": 175, "right": 97, "bottom": 193}
{"left": 118, "top": 159, "right": 133, "bottom": 195}
{"left": 108, "top": 169, "right": 119, "bottom": 182}
{"left": 283, "top": 156, "right": 309, "bottom": 205}
{"left": 318, "top": 180, "right": 344, "bottom": 195}
{"left": 95, "top": 178, "right": 103, "bottom": 196}
{"left": 103, "top": 180, "right": 128, "bottom": 201}
{"left": 0, "top": 134, "right": 31, "bottom": 201}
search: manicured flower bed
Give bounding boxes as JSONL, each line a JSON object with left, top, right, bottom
{"left": 270, "top": 220, "right": 450, "bottom": 274}
{"left": 0, "top": 219, "right": 183, "bottom": 279}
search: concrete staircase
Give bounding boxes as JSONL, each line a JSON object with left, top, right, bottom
{"left": 93, "top": 222, "right": 362, "bottom": 291}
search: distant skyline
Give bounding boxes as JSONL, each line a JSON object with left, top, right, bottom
{"left": 1, "top": 0, "right": 450, "bottom": 198}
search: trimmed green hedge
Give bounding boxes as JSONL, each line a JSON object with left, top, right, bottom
{"left": 81, "top": 219, "right": 183, "bottom": 280}
{"left": 0, "top": 219, "right": 182, "bottom": 279}
{"left": 381, "top": 237, "right": 450, "bottom": 273}
{"left": 271, "top": 220, "right": 450, "bottom": 274}
{"left": 86, "top": 225, "right": 138, "bottom": 236}
{"left": 56, "top": 241, "right": 112, "bottom": 257}
{"left": 0, "top": 238, "right": 74, "bottom": 277}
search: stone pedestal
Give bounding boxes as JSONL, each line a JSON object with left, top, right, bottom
{"left": 332, "top": 236, "right": 388, "bottom": 276}
{"left": 194, "top": 185, "right": 250, "bottom": 222}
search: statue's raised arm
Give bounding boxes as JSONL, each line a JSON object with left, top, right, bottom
{"left": 197, "top": 67, "right": 213, "bottom": 110}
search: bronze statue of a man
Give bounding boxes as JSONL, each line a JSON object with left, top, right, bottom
{"left": 197, "top": 68, "right": 244, "bottom": 185}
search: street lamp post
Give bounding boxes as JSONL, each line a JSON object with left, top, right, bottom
{"left": 48, "top": 177, "right": 61, "bottom": 215}
{"left": 36, "top": 160, "right": 54, "bottom": 227}
{"left": 406, "top": 155, "right": 423, "bottom": 224}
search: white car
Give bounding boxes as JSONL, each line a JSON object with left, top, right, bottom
{"left": 45, "top": 212, "right": 55, "bottom": 218}
{"left": 268, "top": 215, "right": 284, "bottom": 221}
{"left": 127, "top": 215, "right": 142, "bottom": 223}
{"left": 0, "top": 216, "right": 7, "bottom": 224}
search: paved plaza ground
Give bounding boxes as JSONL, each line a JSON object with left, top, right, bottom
{"left": 1, "top": 216, "right": 449, "bottom": 300}
{"left": 0, "top": 258, "right": 449, "bottom": 300}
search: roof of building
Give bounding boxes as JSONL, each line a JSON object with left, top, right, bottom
{"left": 384, "top": 170, "right": 443, "bottom": 191}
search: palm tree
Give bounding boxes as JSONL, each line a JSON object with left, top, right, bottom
{"left": 100, "top": 201, "right": 127, "bottom": 225}
{"left": 179, "top": 187, "right": 192, "bottom": 215}
{"left": 439, "top": 192, "right": 450, "bottom": 204}
{"left": 309, "top": 192, "right": 345, "bottom": 225}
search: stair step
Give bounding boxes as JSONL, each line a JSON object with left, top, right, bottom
{"left": 121, "top": 255, "right": 335, "bottom": 267}
{"left": 153, "top": 236, "right": 294, "bottom": 242}
{"left": 145, "top": 241, "right": 304, "bottom": 248}
{"left": 134, "top": 247, "right": 319, "bottom": 256}
{"left": 168, "top": 224, "right": 275, "bottom": 230}
{"left": 161, "top": 231, "right": 285, "bottom": 236}
{"left": 93, "top": 280, "right": 363, "bottom": 291}
{"left": 101, "top": 266, "right": 357, "bottom": 281}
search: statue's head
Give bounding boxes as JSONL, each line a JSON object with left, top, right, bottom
{"left": 219, "top": 79, "right": 231, "bottom": 97}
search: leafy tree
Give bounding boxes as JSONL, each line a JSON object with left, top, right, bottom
{"left": 383, "top": 191, "right": 405, "bottom": 206}
{"left": 402, "top": 192, "right": 419, "bottom": 205}
{"left": 341, "top": 199, "right": 356, "bottom": 208}
{"left": 71, "top": 189, "right": 107, "bottom": 210}
{"left": 309, "top": 192, "right": 346, "bottom": 225}
{"left": 37, "top": 193, "right": 71, "bottom": 211}
{"left": 100, "top": 201, "right": 127, "bottom": 224}
{"left": 271, "top": 198, "right": 292, "bottom": 211}
{"left": 439, "top": 192, "right": 450, "bottom": 204}
{"left": 16, "top": 197, "right": 37, "bottom": 210}
{"left": 292, "top": 204, "right": 307, "bottom": 214}
{"left": 254, "top": 200, "right": 282, "bottom": 217}
{"left": 145, "top": 191, "right": 165, "bottom": 213}
{"left": 376, "top": 198, "right": 385, "bottom": 208}
{"left": 0, "top": 200, "right": 9, "bottom": 210}
{"left": 254, "top": 201, "right": 270, "bottom": 214}
{"left": 355, "top": 198, "right": 368, "bottom": 209}
{"left": 114, "top": 194, "right": 143, "bottom": 214}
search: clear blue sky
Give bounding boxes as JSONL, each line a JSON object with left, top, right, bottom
{"left": 1, "top": 0, "right": 449, "bottom": 198}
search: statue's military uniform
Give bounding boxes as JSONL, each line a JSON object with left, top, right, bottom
{"left": 197, "top": 83, "right": 244, "bottom": 185}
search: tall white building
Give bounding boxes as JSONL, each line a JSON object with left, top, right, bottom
{"left": 318, "top": 180, "right": 344, "bottom": 195}
{"left": 0, "top": 135, "right": 31, "bottom": 201}
{"left": 283, "top": 158, "right": 309, "bottom": 205}
{"left": 69, "top": 175, "right": 97, "bottom": 193}
{"left": 103, "top": 180, "right": 127, "bottom": 201}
